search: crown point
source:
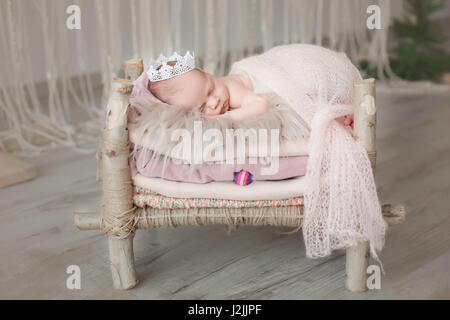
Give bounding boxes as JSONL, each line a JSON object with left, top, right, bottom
{"left": 147, "top": 50, "right": 196, "bottom": 82}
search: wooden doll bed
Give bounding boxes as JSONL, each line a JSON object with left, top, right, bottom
{"left": 74, "top": 59, "right": 405, "bottom": 292}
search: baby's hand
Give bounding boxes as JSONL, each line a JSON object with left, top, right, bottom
{"left": 202, "top": 93, "right": 272, "bottom": 122}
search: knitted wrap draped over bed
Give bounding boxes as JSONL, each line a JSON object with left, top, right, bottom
{"left": 229, "top": 44, "right": 387, "bottom": 261}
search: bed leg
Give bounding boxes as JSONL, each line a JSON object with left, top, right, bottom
{"left": 345, "top": 241, "right": 370, "bottom": 292}
{"left": 108, "top": 237, "right": 139, "bottom": 289}
{"left": 103, "top": 59, "right": 144, "bottom": 289}
{"left": 101, "top": 78, "right": 139, "bottom": 289}
{"left": 345, "top": 78, "right": 376, "bottom": 292}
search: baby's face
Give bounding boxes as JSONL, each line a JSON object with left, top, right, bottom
{"left": 153, "top": 69, "right": 230, "bottom": 116}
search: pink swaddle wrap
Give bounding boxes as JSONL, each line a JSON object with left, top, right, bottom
{"left": 229, "top": 44, "right": 387, "bottom": 263}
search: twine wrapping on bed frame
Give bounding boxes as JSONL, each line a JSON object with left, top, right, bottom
{"left": 135, "top": 205, "right": 304, "bottom": 232}
{"left": 99, "top": 190, "right": 304, "bottom": 238}
{"left": 99, "top": 126, "right": 141, "bottom": 240}
{"left": 100, "top": 204, "right": 139, "bottom": 240}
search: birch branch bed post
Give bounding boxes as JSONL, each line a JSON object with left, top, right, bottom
{"left": 99, "top": 60, "right": 143, "bottom": 289}
{"left": 345, "top": 78, "right": 376, "bottom": 292}
{"left": 96, "top": 59, "right": 144, "bottom": 182}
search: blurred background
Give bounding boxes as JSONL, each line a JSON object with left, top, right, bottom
{"left": 1, "top": 0, "right": 449, "bottom": 158}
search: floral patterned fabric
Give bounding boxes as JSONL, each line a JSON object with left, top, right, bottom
{"left": 133, "top": 186, "right": 303, "bottom": 209}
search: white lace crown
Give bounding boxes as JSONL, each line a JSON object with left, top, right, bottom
{"left": 147, "top": 51, "right": 195, "bottom": 82}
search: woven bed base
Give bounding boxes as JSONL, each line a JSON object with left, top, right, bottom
{"left": 134, "top": 205, "right": 304, "bottom": 230}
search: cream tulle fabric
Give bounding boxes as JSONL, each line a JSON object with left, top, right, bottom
{"left": 230, "top": 44, "right": 388, "bottom": 262}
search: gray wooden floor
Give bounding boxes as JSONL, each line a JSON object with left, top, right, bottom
{"left": 0, "top": 89, "right": 449, "bottom": 299}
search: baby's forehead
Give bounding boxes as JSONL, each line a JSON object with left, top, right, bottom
{"left": 171, "top": 69, "right": 208, "bottom": 93}
{"left": 179, "top": 69, "right": 207, "bottom": 84}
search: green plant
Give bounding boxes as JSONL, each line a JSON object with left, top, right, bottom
{"left": 390, "top": 0, "right": 450, "bottom": 81}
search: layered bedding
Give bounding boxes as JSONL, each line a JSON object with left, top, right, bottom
{"left": 132, "top": 185, "right": 303, "bottom": 209}
{"left": 130, "top": 155, "right": 308, "bottom": 201}
{"left": 133, "top": 147, "right": 308, "bottom": 183}
{"left": 128, "top": 66, "right": 311, "bottom": 207}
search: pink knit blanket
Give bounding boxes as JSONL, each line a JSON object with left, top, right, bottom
{"left": 230, "top": 44, "right": 387, "bottom": 261}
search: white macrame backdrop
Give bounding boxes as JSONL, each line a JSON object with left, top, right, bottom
{"left": 0, "top": 0, "right": 403, "bottom": 157}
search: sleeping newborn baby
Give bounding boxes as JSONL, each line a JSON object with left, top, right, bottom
{"left": 147, "top": 60, "right": 271, "bottom": 122}
{"left": 129, "top": 49, "right": 354, "bottom": 186}
{"left": 144, "top": 52, "right": 353, "bottom": 130}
